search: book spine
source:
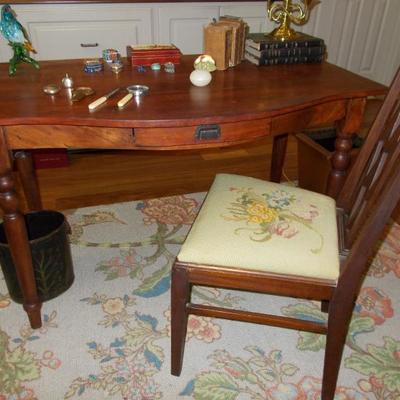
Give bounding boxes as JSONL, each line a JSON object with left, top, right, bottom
{"left": 245, "top": 52, "right": 324, "bottom": 66}
{"left": 245, "top": 45, "right": 325, "bottom": 59}
{"left": 245, "top": 38, "right": 325, "bottom": 51}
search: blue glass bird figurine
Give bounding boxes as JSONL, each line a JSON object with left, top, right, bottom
{"left": 0, "top": 4, "right": 39, "bottom": 75}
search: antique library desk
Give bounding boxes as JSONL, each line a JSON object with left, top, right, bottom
{"left": 0, "top": 56, "right": 386, "bottom": 327}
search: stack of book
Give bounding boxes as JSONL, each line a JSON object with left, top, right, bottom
{"left": 204, "top": 16, "right": 249, "bottom": 70}
{"left": 245, "top": 33, "right": 326, "bottom": 66}
{"left": 126, "top": 44, "right": 181, "bottom": 66}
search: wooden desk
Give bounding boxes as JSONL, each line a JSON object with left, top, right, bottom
{"left": 0, "top": 56, "right": 386, "bottom": 327}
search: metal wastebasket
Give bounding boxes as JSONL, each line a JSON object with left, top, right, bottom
{"left": 0, "top": 210, "right": 74, "bottom": 303}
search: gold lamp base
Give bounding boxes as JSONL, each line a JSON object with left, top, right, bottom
{"left": 265, "top": 24, "right": 302, "bottom": 41}
{"left": 266, "top": 0, "right": 317, "bottom": 41}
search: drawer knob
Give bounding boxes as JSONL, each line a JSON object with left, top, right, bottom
{"left": 195, "top": 124, "right": 221, "bottom": 141}
{"left": 80, "top": 43, "right": 99, "bottom": 48}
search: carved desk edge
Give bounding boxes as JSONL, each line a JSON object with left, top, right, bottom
{"left": 3, "top": 99, "right": 348, "bottom": 151}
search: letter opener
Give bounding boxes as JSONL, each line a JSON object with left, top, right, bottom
{"left": 88, "top": 87, "right": 121, "bottom": 110}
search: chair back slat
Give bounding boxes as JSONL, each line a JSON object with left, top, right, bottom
{"left": 337, "top": 149, "right": 400, "bottom": 296}
{"left": 338, "top": 69, "right": 400, "bottom": 247}
{"left": 338, "top": 69, "right": 400, "bottom": 211}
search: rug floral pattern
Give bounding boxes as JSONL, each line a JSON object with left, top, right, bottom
{"left": 0, "top": 193, "right": 399, "bottom": 400}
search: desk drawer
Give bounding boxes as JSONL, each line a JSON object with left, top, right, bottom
{"left": 6, "top": 125, "right": 135, "bottom": 150}
{"left": 134, "top": 119, "right": 270, "bottom": 149}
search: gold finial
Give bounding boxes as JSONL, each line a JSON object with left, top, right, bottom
{"left": 266, "top": 0, "right": 320, "bottom": 41}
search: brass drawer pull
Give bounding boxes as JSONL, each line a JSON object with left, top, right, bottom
{"left": 80, "top": 43, "right": 99, "bottom": 48}
{"left": 195, "top": 124, "right": 221, "bottom": 141}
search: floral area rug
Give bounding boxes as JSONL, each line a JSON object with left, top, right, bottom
{"left": 0, "top": 193, "right": 399, "bottom": 400}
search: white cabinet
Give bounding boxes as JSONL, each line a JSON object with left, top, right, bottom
{"left": 0, "top": 4, "right": 153, "bottom": 61}
{"left": 0, "top": 1, "right": 399, "bottom": 84}
{"left": 157, "top": 5, "right": 220, "bottom": 54}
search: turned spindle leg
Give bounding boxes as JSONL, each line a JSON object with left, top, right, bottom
{"left": 327, "top": 98, "right": 366, "bottom": 199}
{"left": 0, "top": 131, "right": 42, "bottom": 328}
{"left": 14, "top": 151, "right": 43, "bottom": 211}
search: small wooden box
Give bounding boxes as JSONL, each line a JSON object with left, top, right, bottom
{"left": 126, "top": 44, "right": 181, "bottom": 66}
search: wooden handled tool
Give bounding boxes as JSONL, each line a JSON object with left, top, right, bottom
{"left": 88, "top": 87, "right": 120, "bottom": 110}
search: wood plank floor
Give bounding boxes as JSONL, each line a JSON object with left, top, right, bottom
{"left": 18, "top": 136, "right": 298, "bottom": 211}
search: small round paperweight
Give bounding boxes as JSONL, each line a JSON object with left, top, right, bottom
{"left": 43, "top": 84, "right": 61, "bottom": 95}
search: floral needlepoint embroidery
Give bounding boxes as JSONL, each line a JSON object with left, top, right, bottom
{"left": 222, "top": 187, "right": 323, "bottom": 252}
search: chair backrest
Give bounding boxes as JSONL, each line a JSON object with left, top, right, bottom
{"left": 330, "top": 68, "right": 400, "bottom": 307}
{"left": 337, "top": 68, "right": 400, "bottom": 248}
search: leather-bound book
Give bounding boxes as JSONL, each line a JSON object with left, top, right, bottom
{"left": 219, "top": 15, "right": 248, "bottom": 62}
{"left": 203, "top": 23, "right": 232, "bottom": 70}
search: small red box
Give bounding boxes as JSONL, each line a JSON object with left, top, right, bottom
{"left": 127, "top": 44, "right": 181, "bottom": 66}
{"left": 32, "top": 149, "right": 70, "bottom": 169}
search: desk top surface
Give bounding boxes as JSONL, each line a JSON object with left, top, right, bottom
{"left": 0, "top": 55, "right": 386, "bottom": 128}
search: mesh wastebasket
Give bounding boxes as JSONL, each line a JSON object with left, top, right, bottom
{"left": 0, "top": 210, "right": 74, "bottom": 303}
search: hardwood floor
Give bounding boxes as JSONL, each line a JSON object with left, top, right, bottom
{"left": 17, "top": 136, "right": 298, "bottom": 211}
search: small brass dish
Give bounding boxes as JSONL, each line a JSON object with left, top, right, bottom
{"left": 43, "top": 84, "right": 61, "bottom": 95}
{"left": 71, "top": 87, "right": 95, "bottom": 102}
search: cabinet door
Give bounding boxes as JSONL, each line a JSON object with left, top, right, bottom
{"left": 0, "top": 5, "right": 153, "bottom": 61}
{"left": 157, "top": 5, "right": 219, "bottom": 54}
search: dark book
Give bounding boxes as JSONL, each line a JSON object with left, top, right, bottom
{"left": 245, "top": 51, "right": 324, "bottom": 66}
{"left": 246, "top": 32, "right": 325, "bottom": 51}
{"left": 245, "top": 44, "right": 326, "bottom": 59}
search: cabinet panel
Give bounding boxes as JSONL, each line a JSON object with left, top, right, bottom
{"left": 0, "top": 4, "right": 153, "bottom": 61}
{"left": 31, "top": 21, "right": 144, "bottom": 60}
{"left": 157, "top": 5, "right": 219, "bottom": 54}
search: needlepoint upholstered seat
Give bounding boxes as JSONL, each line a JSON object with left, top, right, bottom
{"left": 178, "top": 173, "right": 339, "bottom": 281}
{"left": 170, "top": 66, "right": 400, "bottom": 400}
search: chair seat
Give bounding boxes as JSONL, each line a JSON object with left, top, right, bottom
{"left": 178, "top": 174, "right": 340, "bottom": 281}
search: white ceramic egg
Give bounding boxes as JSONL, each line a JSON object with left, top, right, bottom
{"left": 190, "top": 69, "right": 212, "bottom": 87}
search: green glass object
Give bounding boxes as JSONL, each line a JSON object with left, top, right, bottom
{"left": 1, "top": 4, "right": 40, "bottom": 76}
{"left": 0, "top": 211, "right": 74, "bottom": 304}
{"left": 8, "top": 42, "right": 40, "bottom": 76}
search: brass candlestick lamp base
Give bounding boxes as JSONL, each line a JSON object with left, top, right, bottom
{"left": 266, "top": 0, "right": 319, "bottom": 41}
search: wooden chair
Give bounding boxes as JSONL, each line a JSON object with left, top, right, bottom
{"left": 170, "top": 67, "right": 400, "bottom": 400}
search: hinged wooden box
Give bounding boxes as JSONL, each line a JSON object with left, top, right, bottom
{"left": 126, "top": 44, "right": 181, "bottom": 66}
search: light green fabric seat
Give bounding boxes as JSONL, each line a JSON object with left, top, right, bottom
{"left": 178, "top": 174, "right": 340, "bottom": 281}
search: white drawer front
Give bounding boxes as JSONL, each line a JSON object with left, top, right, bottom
{"left": 31, "top": 20, "right": 150, "bottom": 61}
{"left": 0, "top": 4, "right": 153, "bottom": 61}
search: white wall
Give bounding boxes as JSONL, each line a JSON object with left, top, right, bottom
{"left": 1, "top": 0, "right": 399, "bottom": 84}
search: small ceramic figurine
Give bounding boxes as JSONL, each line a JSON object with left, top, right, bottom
{"left": 190, "top": 55, "right": 216, "bottom": 87}
{"left": 0, "top": 4, "right": 40, "bottom": 76}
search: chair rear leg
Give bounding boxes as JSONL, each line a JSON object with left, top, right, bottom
{"left": 171, "top": 263, "right": 191, "bottom": 376}
{"left": 321, "top": 301, "right": 354, "bottom": 400}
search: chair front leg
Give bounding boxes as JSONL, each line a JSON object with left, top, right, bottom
{"left": 321, "top": 298, "right": 354, "bottom": 399}
{"left": 171, "top": 262, "right": 191, "bottom": 376}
